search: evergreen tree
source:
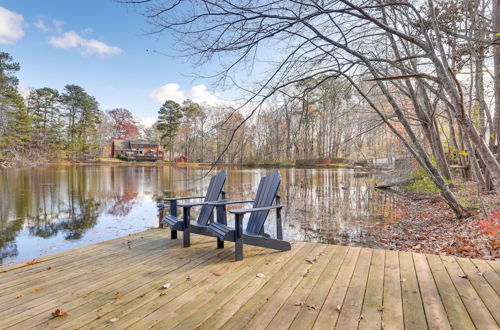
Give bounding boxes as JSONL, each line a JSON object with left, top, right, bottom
{"left": 0, "top": 52, "right": 20, "bottom": 155}
{"left": 5, "top": 92, "right": 33, "bottom": 151}
{"left": 61, "top": 85, "right": 102, "bottom": 160}
{"left": 27, "top": 87, "right": 62, "bottom": 155}
{"left": 157, "top": 100, "right": 183, "bottom": 161}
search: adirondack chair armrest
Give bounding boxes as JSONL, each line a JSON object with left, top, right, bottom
{"left": 206, "top": 200, "right": 254, "bottom": 206}
{"left": 229, "top": 205, "right": 284, "bottom": 214}
{"left": 162, "top": 196, "right": 205, "bottom": 202}
{"left": 177, "top": 201, "right": 212, "bottom": 208}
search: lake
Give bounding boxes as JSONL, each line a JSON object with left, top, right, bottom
{"left": 0, "top": 165, "right": 396, "bottom": 265}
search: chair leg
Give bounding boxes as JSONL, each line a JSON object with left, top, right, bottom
{"left": 171, "top": 230, "right": 177, "bottom": 239}
{"left": 217, "top": 238, "right": 224, "bottom": 249}
{"left": 183, "top": 228, "right": 190, "bottom": 247}
{"left": 234, "top": 213, "right": 244, "bottom": 261}
{"left": 235, "top": 238, "right": 243, "bottom": 261}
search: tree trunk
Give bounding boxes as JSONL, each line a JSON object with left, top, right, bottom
{"left": 494, "top": 0, "right": 500, "bottom": 160}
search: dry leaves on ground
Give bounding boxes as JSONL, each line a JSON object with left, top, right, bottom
{"left": 51, "top": 309, "right": 68, "bottom": 318}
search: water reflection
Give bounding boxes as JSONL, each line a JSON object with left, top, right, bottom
{"left": 0, "top": 165, "right": 395, "bottom": 264}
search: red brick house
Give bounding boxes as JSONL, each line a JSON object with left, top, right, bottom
{"left": 111, "top": 140, "right": 164, "bottom": 161}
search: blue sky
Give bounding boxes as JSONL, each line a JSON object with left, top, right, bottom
{"left": 0, "top": 0, "right": 232, "bottom": 125}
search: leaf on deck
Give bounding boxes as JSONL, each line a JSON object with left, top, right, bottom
{"left": 51, "top": 309, "right": 68, "bottom": 318}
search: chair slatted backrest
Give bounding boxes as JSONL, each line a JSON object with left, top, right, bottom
{"left": 246, "top": 171, "right": 280, "bottom": 234}
{"left": 197, "top": 170, "right": 227, "bottom": 225}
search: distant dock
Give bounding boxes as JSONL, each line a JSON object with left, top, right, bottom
{"left": 0, "top": 229, "right": 498, "bottom": 329}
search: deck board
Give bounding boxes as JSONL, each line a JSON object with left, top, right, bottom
{"left": 0, "top": 229, "right": 498, "bottom": 329}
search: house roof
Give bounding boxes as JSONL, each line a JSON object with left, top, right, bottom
{"left": 113, "top": 139, "right": 162, "bottom": 150}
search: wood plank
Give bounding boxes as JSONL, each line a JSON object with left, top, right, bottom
{"left": 1, "top": 228, "right": 496, "bottom": 330}
{"left": 288, "top": 246, "right": 349, "bottom": 330}
{"left": 382, "top": 250, "right": 404, "bottom": 330}
{"left": 0, "top": 239, "right": 202, "bottom": 328}
{"left": 16, "top": 240, "right": 231, "bottom": 329}
{"left": 312, "top": 247, "right": 361, "bottom": 329}
{"left": 471, "top": 259, "right": 500, "bottom": 296}
{"left": 108, "top": 244, "right": 300, "bottom": 329}
{"left": 487, "top": 260, "right": 500, "bottom": 276}
{"left": 426, "top": 254, "right": 475, "bottom": 330}
{"left": 0, "top": 229, "right": 161, "bottom": 276}
{"left": 265, "top": 245, "right": 345, "bottom": 330}
{"left": 440, "top": 255, "right": 497, "bottom": 329}
{"left": 76, "top": 246, "right": 251, "bottom": 329}
{"left": 242, "top": 244, "right": 329, "bottom": 329}
{"left": 335, "top": 248, "right": 373, "bottom": 329}
{"left": 359, "top": 249, "right": 385, "bottom": 330}
{"left": 0, "top": 234, "right": 172, "bottom": 304}
{"left": 218, "top": 244, "right": 318, "bottom": 330}
{"left": 412, "top": 253, "right": 451, "bottom": 330}
{"left": 399, "top": 251, "right": 427, "bottom": 329}
{"left": 163, "top": 243, "right": 309, "bottom": 329}
{"left": 0, "top": 235, "right": 175, "bottom": 315}
{"left": 455, "top": 257, "right": 500, "bottom": 325}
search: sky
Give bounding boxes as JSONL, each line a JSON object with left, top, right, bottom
{"left": 0, "top": 0, "right": 232, "bottom": 126}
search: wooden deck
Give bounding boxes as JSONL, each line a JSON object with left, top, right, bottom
{"left": 0, "top": 229, "right": 498, "bottom": 329}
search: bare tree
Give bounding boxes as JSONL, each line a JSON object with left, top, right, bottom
{"left": 121, "top": 0, "right": 500, "bottom": 216}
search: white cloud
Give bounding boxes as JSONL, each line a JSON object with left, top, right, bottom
{"left": 34, "top": 18, "right": 50, "bottom": 32}
{"left": 49, "top": 30, "right": 123, "bottom": 56}
{"left": 0, "top": 6, "right": 25, "bottom": 44}
{"left": 52, "top": 19, "right": 66, "bottom": 33}
{"left": 139, "top": 117, "right": 158, "bottom": 128}
{"left": 150, "top": 83, "right": 231, "bottom": 107}
{"left": 150, "top": 83, "right": 186, "bottom": 103}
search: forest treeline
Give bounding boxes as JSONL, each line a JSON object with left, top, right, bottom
{"left": 0, "top": 51, "right": 396, "bottom": 165}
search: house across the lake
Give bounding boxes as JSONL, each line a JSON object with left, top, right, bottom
{"left": 111, "top": 139, "right": 164, "bottom": 161}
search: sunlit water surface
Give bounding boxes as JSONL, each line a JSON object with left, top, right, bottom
{"left": 0, "top": 165, "right": 396, "bottom": 264}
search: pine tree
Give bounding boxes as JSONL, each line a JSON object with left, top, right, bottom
{"left": 157, "top": 100, "right": 183, "bottom": 161}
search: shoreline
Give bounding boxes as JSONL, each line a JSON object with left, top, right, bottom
{"left": 4, "top": 159, "right": 385, "bottom": 170}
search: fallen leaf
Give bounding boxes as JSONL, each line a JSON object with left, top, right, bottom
{"left": 16, "top": 294, "right": 23, "bottom": 299}
{"left": 256, "top": 273, "right": 265, "bottom": 278}
{"left": 51, "top": 309, "right": 68, "bottom": 318}
{"left": 336, "top": 305, "right": 342, "bottom": 313}
{"left": 458, "top": 274, "right": 468, "bottom": 279}
{"left": 32, "top": 288, "right": 40, "bottom": 293}
{"left": 161, "top": 283, "right": 171, "bottom": 289}
{"left": 137, "top": 293, "right": 146, "bottom": 298}
{"left": 46, "top": 266, "right": 52, "bottom": 270}
{"left": 115, "top": 292, "right": 121, "bottom": 299}
{"left": 186, "top": 275, "right": 192, "bottom": 281}
{"left": 109, "top": 318, "right": 119, "bottom": 323}
{"left": 213, "top": 272, "right": 222, "bottom": 276}
{"left": 26, "top": 259, "right": 38, "bottom": 266}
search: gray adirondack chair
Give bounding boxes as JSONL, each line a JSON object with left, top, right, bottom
{"left": 207, "top": 170, "right": 291, "bottom": 261}
{"left": 159, "top": 170, "right": 227, "bottom": 247}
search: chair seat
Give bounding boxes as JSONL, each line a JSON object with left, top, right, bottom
{"left": 208, "top": 223, "right": 264, "bottom": 241}
{"left": 161, "top": 215, "right": 185, "bottom": 231}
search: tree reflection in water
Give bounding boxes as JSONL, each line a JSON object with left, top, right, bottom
{"left": 0, "top": 166, "right": 395, "bottom": 264}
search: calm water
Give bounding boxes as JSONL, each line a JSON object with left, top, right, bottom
{"left": 0, "top": 165, "right": 395, "bottom": 265}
